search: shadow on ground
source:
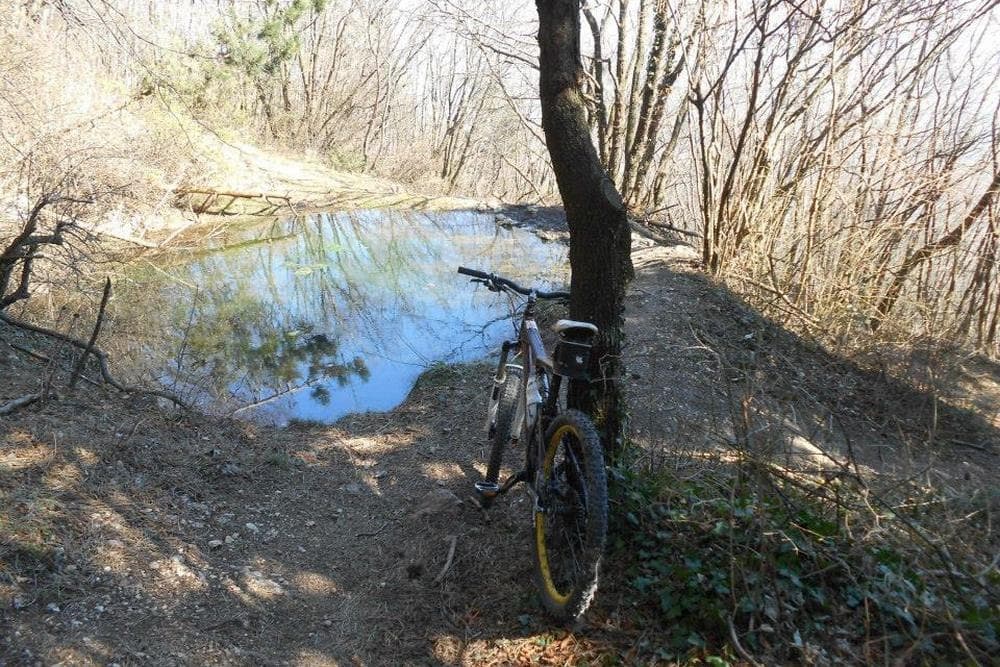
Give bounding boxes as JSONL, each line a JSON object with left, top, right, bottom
{"left": 2, "top": 244, "right": 997, "bottom": 665}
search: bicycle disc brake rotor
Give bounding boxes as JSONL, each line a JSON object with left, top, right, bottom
{"left": 540, "top": 447, "right": 589, "bottom": 590}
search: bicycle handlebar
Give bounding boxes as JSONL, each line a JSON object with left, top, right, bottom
{"left": 457, "top": 266, "right": 570, "bottom": 300}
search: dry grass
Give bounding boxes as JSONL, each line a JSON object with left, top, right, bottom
{"left": 618, "top": 245, "right": 998, "bottom": 663}
{"left": 2, "top": 241, "right": 996, "bottom": 664}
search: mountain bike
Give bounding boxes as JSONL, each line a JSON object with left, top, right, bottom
{"left": 458, "top": 266, "right": 608, "bottom": 621}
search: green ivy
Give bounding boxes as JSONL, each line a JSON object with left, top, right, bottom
{"left": 608, "top": 460, "right": 999, "bottom": 663}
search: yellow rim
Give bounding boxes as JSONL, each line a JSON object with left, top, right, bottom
{"left": 535, "top": 423, "right": 578, "bottom": 606}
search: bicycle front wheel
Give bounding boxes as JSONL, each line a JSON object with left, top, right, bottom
{"left": 532, "top": 410, "right": 608, "bottom": 621}
{"left": 484, "top": 364, "right": 522, "bottom": 486}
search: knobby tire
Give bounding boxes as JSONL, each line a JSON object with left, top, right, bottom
{"left": 532, "top": 410, "right": 608, "bottom": 621}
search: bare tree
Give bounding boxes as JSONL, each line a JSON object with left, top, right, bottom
{"left": 537, "top": 0, "right": 634, "bottom": 453}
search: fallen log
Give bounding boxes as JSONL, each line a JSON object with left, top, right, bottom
{"left": 173, "top": 187, "right": 296, "bottom": 216}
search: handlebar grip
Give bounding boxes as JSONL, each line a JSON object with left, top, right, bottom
{"left": 457, "top": 266, "right": 491, "bottom": 280}
{"left": 458, "top": 265, "right": 569, "bottom": 299}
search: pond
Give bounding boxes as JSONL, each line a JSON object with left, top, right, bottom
{"left": 113, "top": 209, "right": 567, "bottom": 425}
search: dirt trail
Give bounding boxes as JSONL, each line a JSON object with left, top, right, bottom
{"left": 2, "top": 241, "right": 998, "bottom": 665}
{"left": 107, "top": 142, "right": 486, "bottom": 247}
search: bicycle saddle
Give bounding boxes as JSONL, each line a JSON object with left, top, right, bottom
{"left": 552, "top": 319, "right": 598, "bottom": 335}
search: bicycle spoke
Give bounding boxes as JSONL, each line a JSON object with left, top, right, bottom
{"left": 541, "top": 433, "right": 592, "bottom": 598}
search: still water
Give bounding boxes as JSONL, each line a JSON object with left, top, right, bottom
{"left": 116, "top": 209, "right": 567, "bottom": 425}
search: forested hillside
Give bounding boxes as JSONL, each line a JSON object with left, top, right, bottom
{"left": 2, "top": 1, "right": 999, "bottom": 665}
{"left": 5, "top": 0, "right": 1000, "bottom": 354}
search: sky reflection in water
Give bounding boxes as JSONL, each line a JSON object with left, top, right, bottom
{"left": 129, "top": 209, "right": 567, "bottom": 425}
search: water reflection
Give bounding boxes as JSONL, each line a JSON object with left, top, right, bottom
{"left": 117, "top": 210, "right": 566, "bottom": 424}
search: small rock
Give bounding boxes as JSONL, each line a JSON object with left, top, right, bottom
{"left": 46, "top": 603, "right": 60, "bottom": 613}
{"left": 323, "top": 619, "right": 332, "bottom": 626}
{"left": 412, "top": 488, "right": 463, "bottom": 519}
{"left": 188, "top": 501, "right": 211, "bottom": 513}
{"left": 220, "top": 463, "right": 241, "bottom": 476}
{"left": 224, "top": 534, "right": 237, "bottom": 545}
{"left": 208, "top": 540, "right": 224, "bottom": 549}
{"left": 342, "top": 483, "right": 362, "bottom": 495}
{"left": 535, "top": 230, "right": 566, "bottom": 243}
{"left": 305, "top": 520, "right": 316, "bottom": 527}
{"left": 245, "top": 523, "right": 259, "bottom": 534}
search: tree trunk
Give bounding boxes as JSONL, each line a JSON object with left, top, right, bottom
{"left": 536, "top": 0, "right": 634, "bottom": 456}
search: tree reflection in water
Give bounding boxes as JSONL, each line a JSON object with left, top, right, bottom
{"left": 174, "top": 287, "right": 368, "bottom": 409}
{"left": 116, "top": 209, "right": 566, "bottom": 424}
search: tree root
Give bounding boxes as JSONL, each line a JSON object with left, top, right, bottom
{"left": 0, "top": 393, "right": 41, "bottom": 415}
{"left": 0, "top": 311, "right": 187, "bottom": 408}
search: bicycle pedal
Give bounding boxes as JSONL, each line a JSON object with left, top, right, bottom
{"left": 474, "top": 481, "right": 500, "bottom": 508}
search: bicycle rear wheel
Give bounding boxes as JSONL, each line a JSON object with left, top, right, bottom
{"left": 532, "top": 410, "right": 608, "bottom": 621}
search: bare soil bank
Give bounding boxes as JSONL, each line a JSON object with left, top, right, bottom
{"left": 2, "top": 241, "right": 997, "bottom": 665}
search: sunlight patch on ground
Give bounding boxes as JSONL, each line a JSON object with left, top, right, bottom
{"left": 74, "top": 447, "right": 100, "bottom": 466}
{"left": 0, "top": 436, "right": 52, "bottom": 470}
{"left": 239, "top": 569, "right": 285, "bottom": 598}
{"left": 292, "top": 570, "right": 338, "bottom": 595}
{"left": 430, "top": 634, "right": 464, "bottom": 664}
{"left": 419, "top": 461, "right": 465, "bottom": 481}
{"left": 41, "top": 462, "right": 82, "bottom": 491}
{"left": 339, "top": 432, "right": 416, "bottom": 456}
{"left": 291, "top": 648, "right": 342, "bottom": 666}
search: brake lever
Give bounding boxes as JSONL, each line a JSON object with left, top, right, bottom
{"left": 470, "top": 277, "right": 503, "bottom": 292}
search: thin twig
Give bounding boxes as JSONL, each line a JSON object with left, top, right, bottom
{"left": 954, "top": 628, "right": 984, "bottom": 667}
{"left": 200, "top": 615, "right": 246, "bottom": 632}
{"left": 433, "top": 535, "right": 458, "bottom": 584}
{"left": 644, "top": 219, "right": 701, "bottom": 237}
{"left": 727, "top": 616, "right": 763, "bottom": 667}
{"left": 8, "top": 343, "right": 102, "bottom": 388}
{"left": 70, "top": 277, "right": 111, "bottom": 389}
{"left": 229, "top": 383, "right": 311, "bottom": 416}
{"left": 0, "top": 312, "right": 186, "bottom": 407}
{"left": 355, "top": 521, "right": 390, "bottom": 539}
{"left": 949, "top": 440, "right": 995, "bottom": 454}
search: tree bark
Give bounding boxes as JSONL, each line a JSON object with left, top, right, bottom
{"left": 536, "top": 0, "right": 634, "bottom": 455}
{"left": 606, "top": 0, "right": 630, "bottom": 181}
